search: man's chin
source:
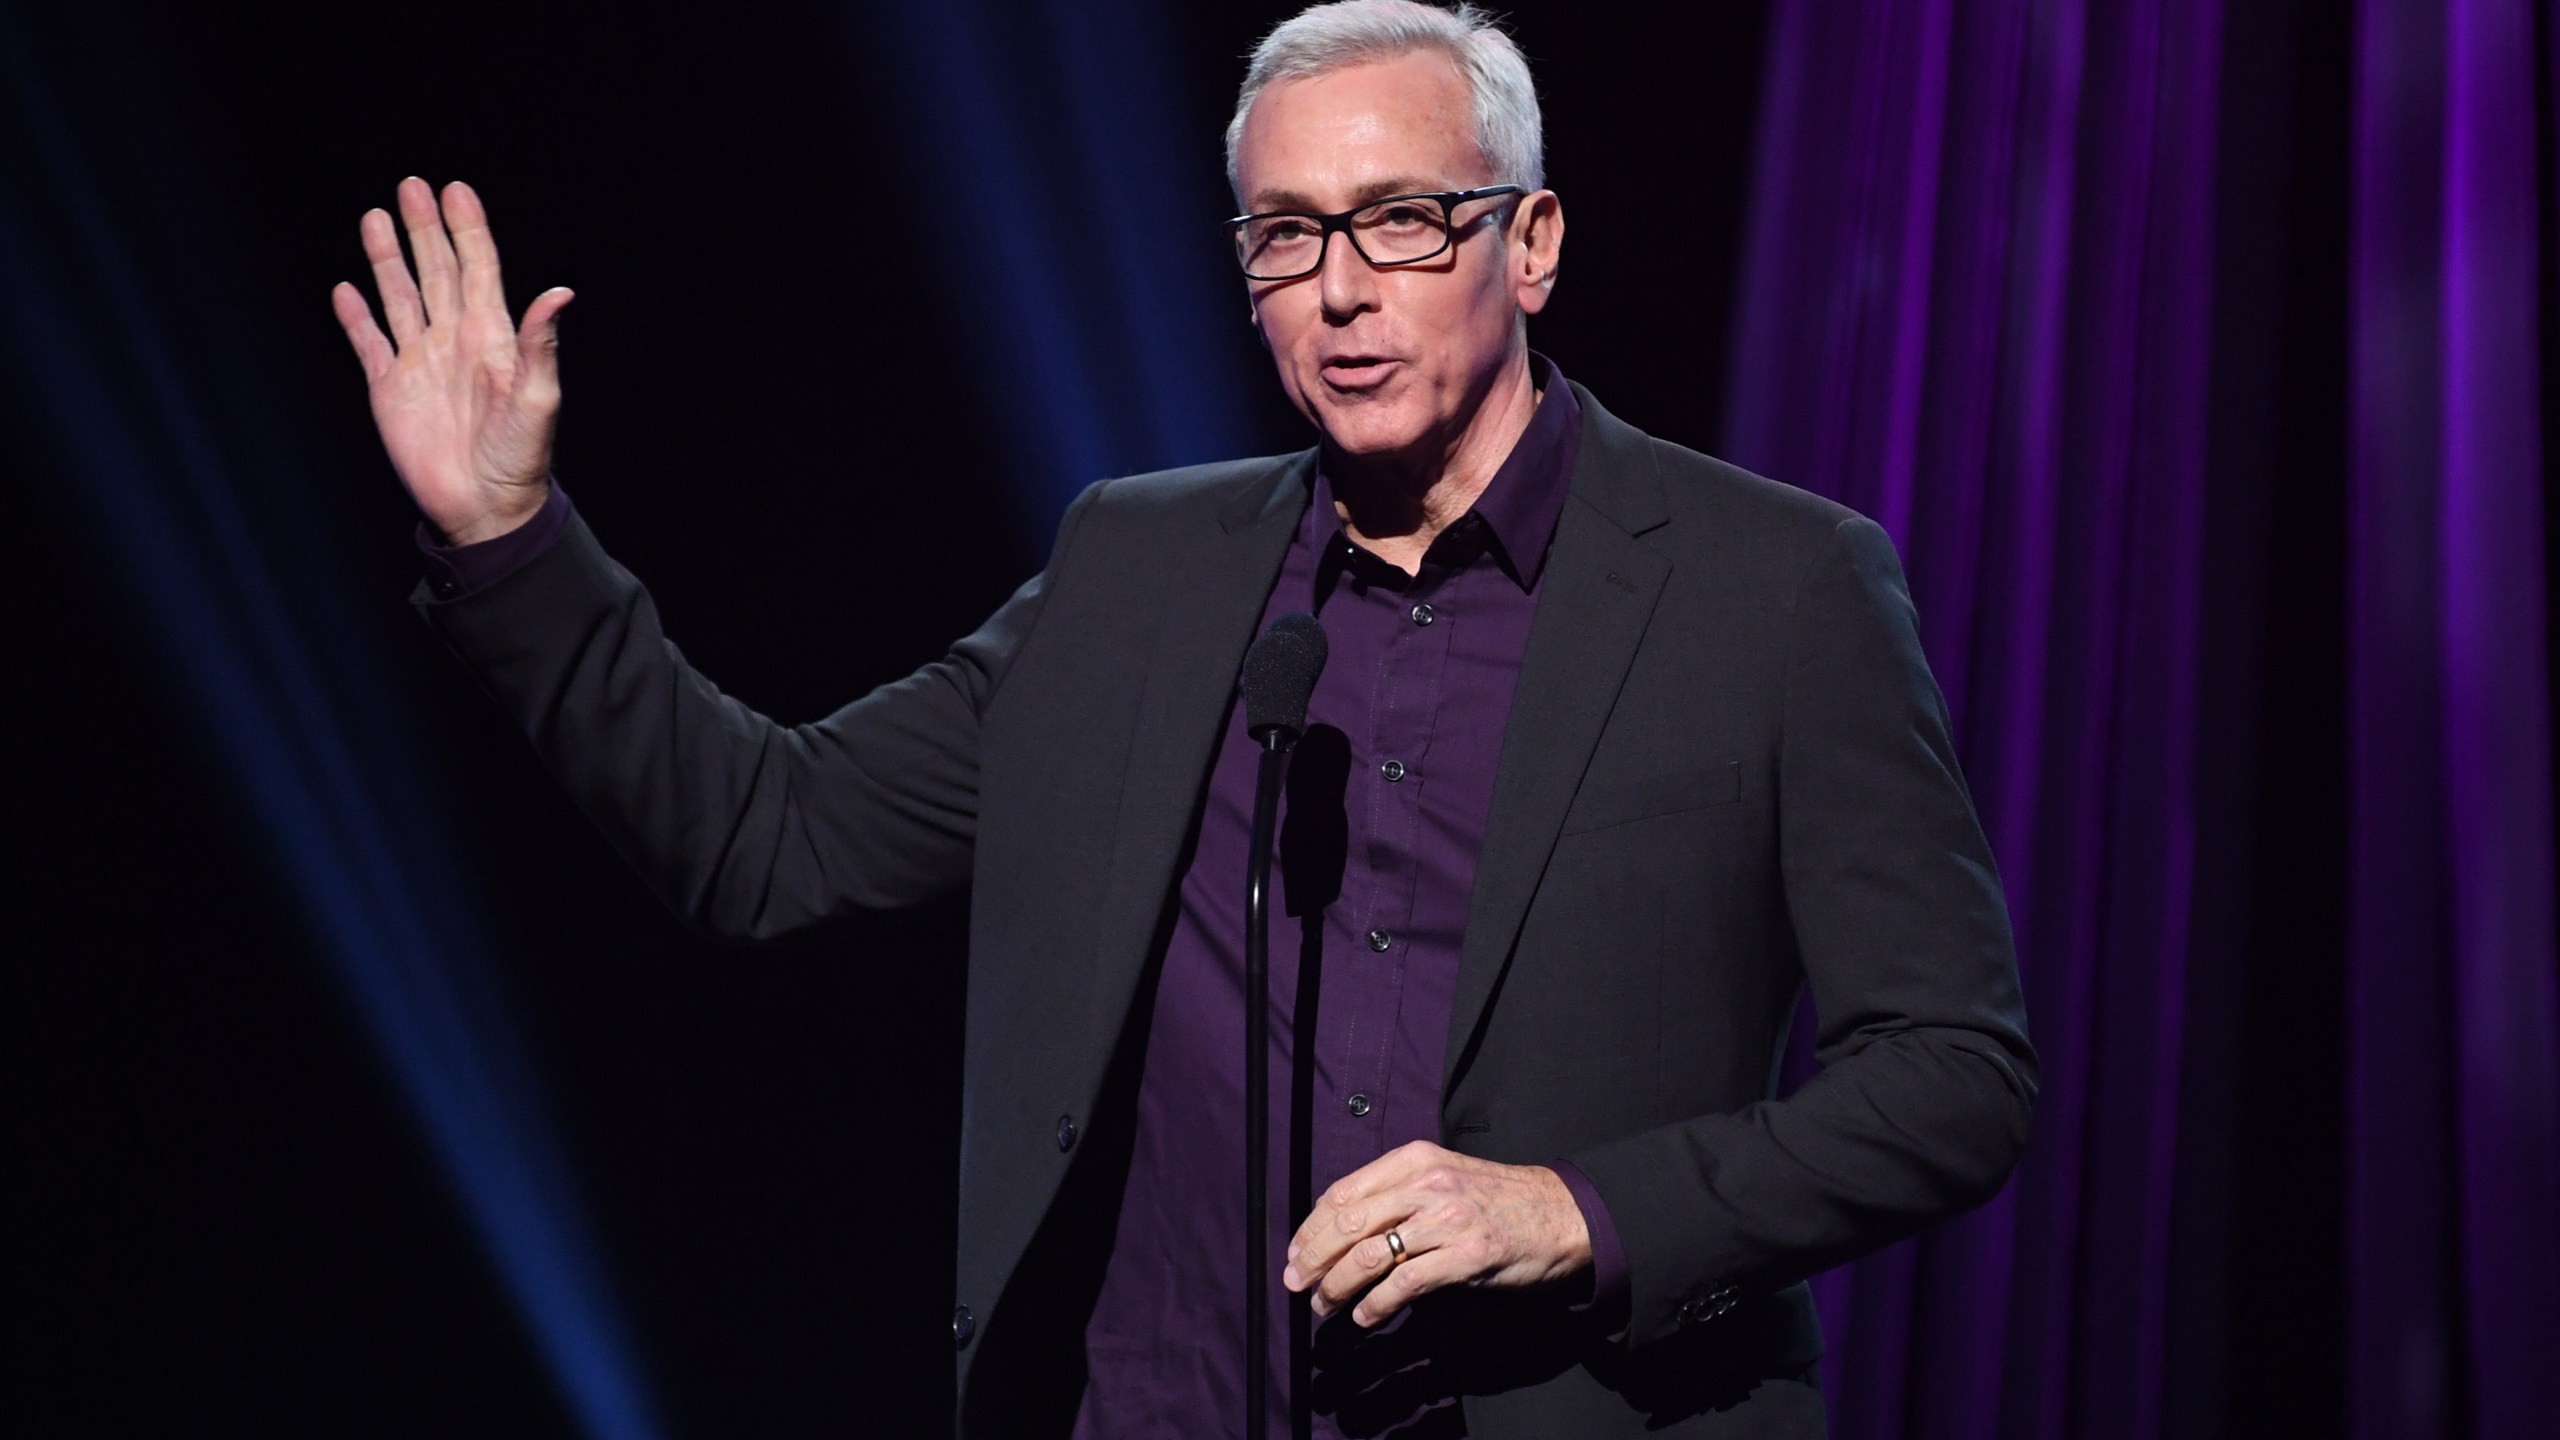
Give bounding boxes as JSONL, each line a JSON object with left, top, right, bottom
{"left": 1310, "top": 403, "right": 1433, "bottom": 462}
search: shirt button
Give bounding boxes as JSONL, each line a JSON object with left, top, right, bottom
{"left": 1056, "top": 1115, "right": 1077, "bottom": 1152}
{"left": 1347, "top": 1093, "right": 1372, "bottom": 1117}
{"left": 1410, "top": 602, "right": 1435, "bottom": 626}
{"left": 1367, "top": 929, "right": 1392, "bottom": 952}
{"left": 1380, "top": 759, "right": 1406, "bottom": 782}
{"left": 953, "top": 1305, "right": 976, "bottom": 1349}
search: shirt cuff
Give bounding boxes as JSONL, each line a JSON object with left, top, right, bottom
{"left": 417, "top": 481, "right": 572, "bottom": 600}
{"left": 1548, "top": 1158, "right": 1630, "bottom": 1335}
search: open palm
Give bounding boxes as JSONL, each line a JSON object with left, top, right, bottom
{"left": 331, "top": 177, "right": 571, "bottom": 545}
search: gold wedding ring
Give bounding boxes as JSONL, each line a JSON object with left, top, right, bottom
{"left": 1384, "top": 1229, "right": 1408, "bottom": 1264}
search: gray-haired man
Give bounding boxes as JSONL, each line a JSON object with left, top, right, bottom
{"left": 336, "top": 3, "right": 2036, "bottom": 1435}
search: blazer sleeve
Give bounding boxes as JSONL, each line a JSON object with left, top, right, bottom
{"left": 414, "top": 480, "right": 1107, "bottom": 940}
{"left": 1565, "top": 513, "right": 2039, "bottom": 1348}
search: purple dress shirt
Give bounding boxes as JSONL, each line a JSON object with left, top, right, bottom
{"left": 419, "top": 360, "right": 1625, "bottom": 1438}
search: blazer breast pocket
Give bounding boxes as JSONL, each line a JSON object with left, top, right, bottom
{"left": 1559, "top": 760, "right": 1744, "bottom": 836}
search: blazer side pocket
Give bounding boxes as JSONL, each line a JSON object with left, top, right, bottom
{"left": 1559, "top": 760, "right": 1744, "bottom": 836}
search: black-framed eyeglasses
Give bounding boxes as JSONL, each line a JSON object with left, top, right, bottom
{"left": 1225, "top": 184, "right": 1526, "bottom": 281}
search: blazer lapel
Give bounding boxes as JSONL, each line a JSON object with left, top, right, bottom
{"left": 1078, "top": 452, "right": 1316, "bottom": 1044}
{"left": 1444, "top": 389, "right": 1671, "bottom": 1095}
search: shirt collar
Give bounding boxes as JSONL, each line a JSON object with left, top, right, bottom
{"left": 1307, "top": 351, "right": 1582, "bottom": 595}
{"left": 1469, "top": 351, "right": 1579, "bottom": 591}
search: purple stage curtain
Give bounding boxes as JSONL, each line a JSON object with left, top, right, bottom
{"left": 2349, "top": 1, "right": 2560, "bottom": 1438}
{"left": 1722, "top": 0, "right": 2559, "bottom": 1435}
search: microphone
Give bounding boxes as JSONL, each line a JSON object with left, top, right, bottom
{"left": 1237, "top": 611, "right": 1326, "bottom": 1440}
{"left": 1243, "top": 611, "right": 1328, "bottom": 745}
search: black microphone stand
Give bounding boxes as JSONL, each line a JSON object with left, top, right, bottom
{"left": 1243, "top": 732, "right": 1288, "bottom": 1440}
{"left": 1237, "top": 612, "right": 1324, "bottom": 1440}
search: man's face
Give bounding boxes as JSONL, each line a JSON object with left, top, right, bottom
{"left": 1233, "top": 51, "right": 1558, "bottom": 464}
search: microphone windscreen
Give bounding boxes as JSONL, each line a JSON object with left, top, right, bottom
{"left": 1242, "top": 611, "right": 1329, "bottom": 740}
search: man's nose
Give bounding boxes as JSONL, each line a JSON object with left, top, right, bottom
{"left": 1316, "top": 229, "right": 1380, "bottom": 321}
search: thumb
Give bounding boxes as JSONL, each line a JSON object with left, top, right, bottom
{"left": 517, "top": 286, "right": 574, "bottom": 398}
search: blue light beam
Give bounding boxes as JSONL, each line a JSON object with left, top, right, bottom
{"left": 0, "top": 16, "right": 664, "bottom": 1439}
{"left": 843, "top": 0, "right": 1264, "bottom": 545}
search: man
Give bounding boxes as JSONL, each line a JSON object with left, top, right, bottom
{"left": 331, "top": 3, "right": 2036, "bottom": 1436}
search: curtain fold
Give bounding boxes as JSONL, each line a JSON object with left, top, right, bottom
{"left": 2349, "top": 1, "right": 2560, "bottom": 1437}
{"left": 1728, "top": 0, "right": 2559, "bottom": 1434}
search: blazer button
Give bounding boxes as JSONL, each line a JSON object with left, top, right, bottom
{"left": 952, "top": 1304, "right": 975, "bottom": 1349}
{"left": 1056, "top": 1115, "right": 1077, "bottom": 1152}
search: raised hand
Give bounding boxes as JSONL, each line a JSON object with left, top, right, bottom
{"left": 331, "top": 178, "right": 572, "bottom": 545}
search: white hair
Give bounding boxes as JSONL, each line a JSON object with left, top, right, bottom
{"left": 1224, "top": 1, "right": 1545, "bottom": 203}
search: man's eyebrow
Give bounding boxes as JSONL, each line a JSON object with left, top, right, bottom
{"left": 1245, "top": 176, "right": 1454, "bottom": 212}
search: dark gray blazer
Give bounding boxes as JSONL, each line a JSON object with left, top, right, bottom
{"left": 421, "top": 384, "right": 2037, "bottom": 1439}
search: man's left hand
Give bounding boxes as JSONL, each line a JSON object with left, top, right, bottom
{"left": 1281, "top": 1141, "right": 1593, "bottom": 1327}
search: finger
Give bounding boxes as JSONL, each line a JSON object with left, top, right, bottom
{"left": 398, "top": 175, "right": 460, "bottom": 326}
{"left": 1310, "top": 1217, "right": 1420, "bottom": 1317}
{"left": 360, "top": 206, "right": 424, "bottom": 346}
{"left": 1286, "top": 1142, "right": 1450, "bottom": 1287}
{"left": 515, "top": 287, "right": 574, "bottom": 400}
{"left": 1299, "top": 1177, "right": 1443, "bottom": 1307}
{"left": 1311, "top": 1184, "right": 1484, "bottom": 1318}
{"left": 1287, "top": 1188, "right": 1397, "bottom": 1292}
{"left": 330, "top": 281, "right": 395, "bottom": 380}
{"left": 1350, "top": 1244, "right": 1470, "bottom": 1328}
{"left": 441, "top": 180, "right": 505, "bottom": 315}
{"left": 1322, "top": 1141, "right": 1447, "bottom": 1209}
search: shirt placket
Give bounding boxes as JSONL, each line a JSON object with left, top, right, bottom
{"left": 1326, "top": 559, "right": 1455, "bottom": 1166}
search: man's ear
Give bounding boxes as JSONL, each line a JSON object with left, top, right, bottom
{"left": 1513, "top": 190, "right": 1564, "bottom": 316}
